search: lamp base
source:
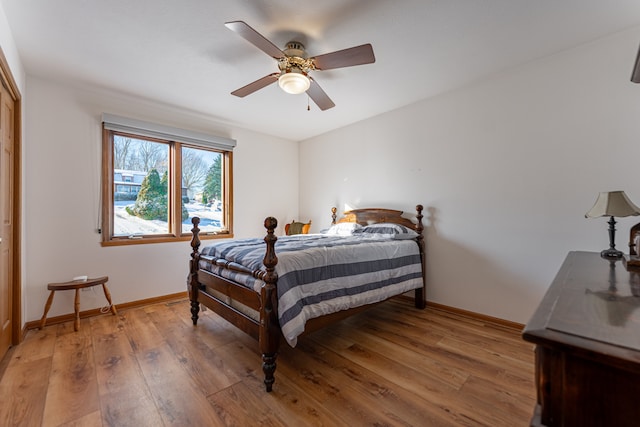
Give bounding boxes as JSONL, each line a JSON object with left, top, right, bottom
{"left": 600, "top": 248, "right": 624, "bottom": 259}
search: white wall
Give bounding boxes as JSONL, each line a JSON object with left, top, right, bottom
{"left": 0, "top": 1, "right": 24, "bottom": 91}
{"left": 23, "top": 76, "right": 299, "bottom": 321}
{"left": 299, "top": 27, "right": 640, "bottom": 324}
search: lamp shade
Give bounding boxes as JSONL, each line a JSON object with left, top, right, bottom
{"left": 278, "top": 70, "right": 310, "bottom": 94}
{"left": 585, "top": 191, "right": 640, "bottom": 218}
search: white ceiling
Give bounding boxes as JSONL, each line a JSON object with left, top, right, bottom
{"left": 3, "top": 0, "right": 640, "bottom": 141}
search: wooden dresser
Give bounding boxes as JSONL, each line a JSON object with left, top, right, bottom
{"left": 522, "top": 251, "right": 640, "bottom": 427}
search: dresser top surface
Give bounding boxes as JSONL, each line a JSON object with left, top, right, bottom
{"left": 525, "top": 251, "right": 640, "bottom": 354}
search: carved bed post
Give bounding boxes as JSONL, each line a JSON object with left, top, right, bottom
{"left": 189, "top": 217, "right": 201, "bottom": 325}
{"left": 331, "top": 207, "right": 337, "bottom": 225}
{"left": 415, "top": 205, "right": 427, "bottom": 309}
{"left": 260, "top": 216, "right": 280, "bottom": 392}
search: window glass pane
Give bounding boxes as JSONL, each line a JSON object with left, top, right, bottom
{"left": 113, "top": 135, "right": 169, "bottom": 236}
{"left": 181, "top": 146, "right": 223, "bottom": 234}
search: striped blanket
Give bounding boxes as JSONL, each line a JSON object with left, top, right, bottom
{"left": 199, "top": 234, "right": 423, "bottom": 346}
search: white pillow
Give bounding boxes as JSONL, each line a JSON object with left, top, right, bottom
{"left": 323, "top": 222, "right": 363, "bottom": 236}
{"left": 354, "top": 223, "right": 418, "bottom": 239}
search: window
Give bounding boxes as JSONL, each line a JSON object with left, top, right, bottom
{"left": 101, "top": 114, "right": 235, "bottom": 245}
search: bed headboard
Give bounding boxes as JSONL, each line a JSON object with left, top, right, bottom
{"left": 331, "top": 205, "right": 423, "bottom": 230}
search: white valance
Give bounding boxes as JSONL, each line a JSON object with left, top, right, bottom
{"left": 102, "top": 113, "right": 236, "bottom": 151}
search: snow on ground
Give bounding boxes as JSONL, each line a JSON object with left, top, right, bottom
{"left": 113, "top": 202, "right": 222, "bottom": 236}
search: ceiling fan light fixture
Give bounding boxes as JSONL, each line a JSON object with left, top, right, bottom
{"left": 278, "top": 70, "right": 310, "bottom": 95}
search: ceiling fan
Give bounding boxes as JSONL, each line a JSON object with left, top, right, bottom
{"left": 225, "top": 21, "right": 376, "bottom": 111}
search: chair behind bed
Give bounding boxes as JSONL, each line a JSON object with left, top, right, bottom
{"left": 285, "top": 220, "right": 312, "bottom": 235}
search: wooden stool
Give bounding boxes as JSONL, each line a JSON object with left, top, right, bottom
{"left": 40, "top": 276, "right": 117, "bottom": 331}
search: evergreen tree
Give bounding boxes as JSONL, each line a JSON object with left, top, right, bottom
{"left": 160, "top": 170, "right": 189, "bottom": 222}
{"left": 203, "top": 155, "right": 222, "bottom": 203}
{"left": 159, "top": 170, "right": 169, "bottom": 218}
{"left": 131, "top": 169, "right": 167, "bottom": 220}
{"left": 128, "top": 169, "right": 189, "bottom": 223}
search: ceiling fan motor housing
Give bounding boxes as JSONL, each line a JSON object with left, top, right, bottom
{"left": 284, "top": 41, "right": 306, "bottom": 57}
{"left": 279, "top": 42, "right": 314, "bottom": 75}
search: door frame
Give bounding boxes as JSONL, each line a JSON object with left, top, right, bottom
{"left": 0, "top": 46, "right": 22, "bottom": 346}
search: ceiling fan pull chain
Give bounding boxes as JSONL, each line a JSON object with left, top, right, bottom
{"left": 307, "top": 95, "right": 310, "bottom": 111}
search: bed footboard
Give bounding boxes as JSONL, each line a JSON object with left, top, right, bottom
{"left": 188, "top": 215, "right": 282, "bottom": 392}
{"left": 260, "top": 217, "right": 280, "bottom": 392}
{"left": 415, "top": 204, "right": 426, "bottom": 309}
{"left": 189, "top": 217, "right": 202, "bottom": 325}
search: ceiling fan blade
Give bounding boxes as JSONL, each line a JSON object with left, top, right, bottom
{"left": 225, "top": 21, "right": 285, "bottom": 59}
{"left": 306, "top": 79, "right": 335, "bottom": 111}
{"left": 632, "top": 45, "right": 640, "bottom": 83}
{"left": 312, "top": 44, "right": 375, "bottom": 71}
{"left": 231, "top": 73, "right": 279, "bottom": 97}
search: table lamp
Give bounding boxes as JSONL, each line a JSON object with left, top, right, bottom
{"left": 585, "top": 191, "right": 640, "bottom": 258}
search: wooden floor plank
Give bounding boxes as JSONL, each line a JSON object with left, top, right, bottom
{"left": 120, "top": 305, "right": 168, "bottom": 354}
{"left": 207, "top": 381, "right": 289, "bottom": 427}
{"left": 282, "top": 338, "right": 460, "bottom": 426}
{"left": 314, "top": 321, "right": 471, "bottom": 390}
{"left": 0, "top": 327, "right": 57, "bottom": 426}
{"left": 147, "top": 302, "right": 242, "bottom": 395}
{"left": 455, "top": 374, "right": 535, "bottom": 426}
{"left": 134, "top": 339, "right": 222, "bottom": 425}
{"left": 0, "top": 297, "right": 536, "bottom": 426}
{"left": 177, "top": 302, "right": 250, "bottom": 346}
{"left": 357, "top": 304, "right": 535, "bottom": 390}
{"left": 56, "top": 410, "right": 103, "bottom": 427}
{"left": 8, "top": 328, "right": 57, "bottom": 364}
{"left": 41, "top": 323, "right": 100, "bottom": 427}
{"left": 209, "top": 342, "right": 346, "bottom": 427}
{"left": 302, "top": 336, "right": 475, "bottom": 426}
{"left": 436, "top": 335, "right": 534, "bottom": 376}
{"left": 0, "top": 357, "right": 51, "bottom": 426}
{"left": 90, "top": 313, "right": 163, "bottom": 427}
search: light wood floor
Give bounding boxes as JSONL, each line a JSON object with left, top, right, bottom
{"left": 0, "top": 297, "right": 536, "bottom": 426}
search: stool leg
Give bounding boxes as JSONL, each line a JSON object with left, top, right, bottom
{"left": 102, "top": 284, "right": 117, "bottom": 316}
{"left": 74, "top": 288, "right": 80, "bottom": 331}
{"left": 40, "top": 290, "right": 56, "bottom": 329}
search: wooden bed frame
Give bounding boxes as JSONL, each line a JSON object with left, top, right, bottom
{"left": 188, "top": 205, "right": 426, "bottom": 391}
